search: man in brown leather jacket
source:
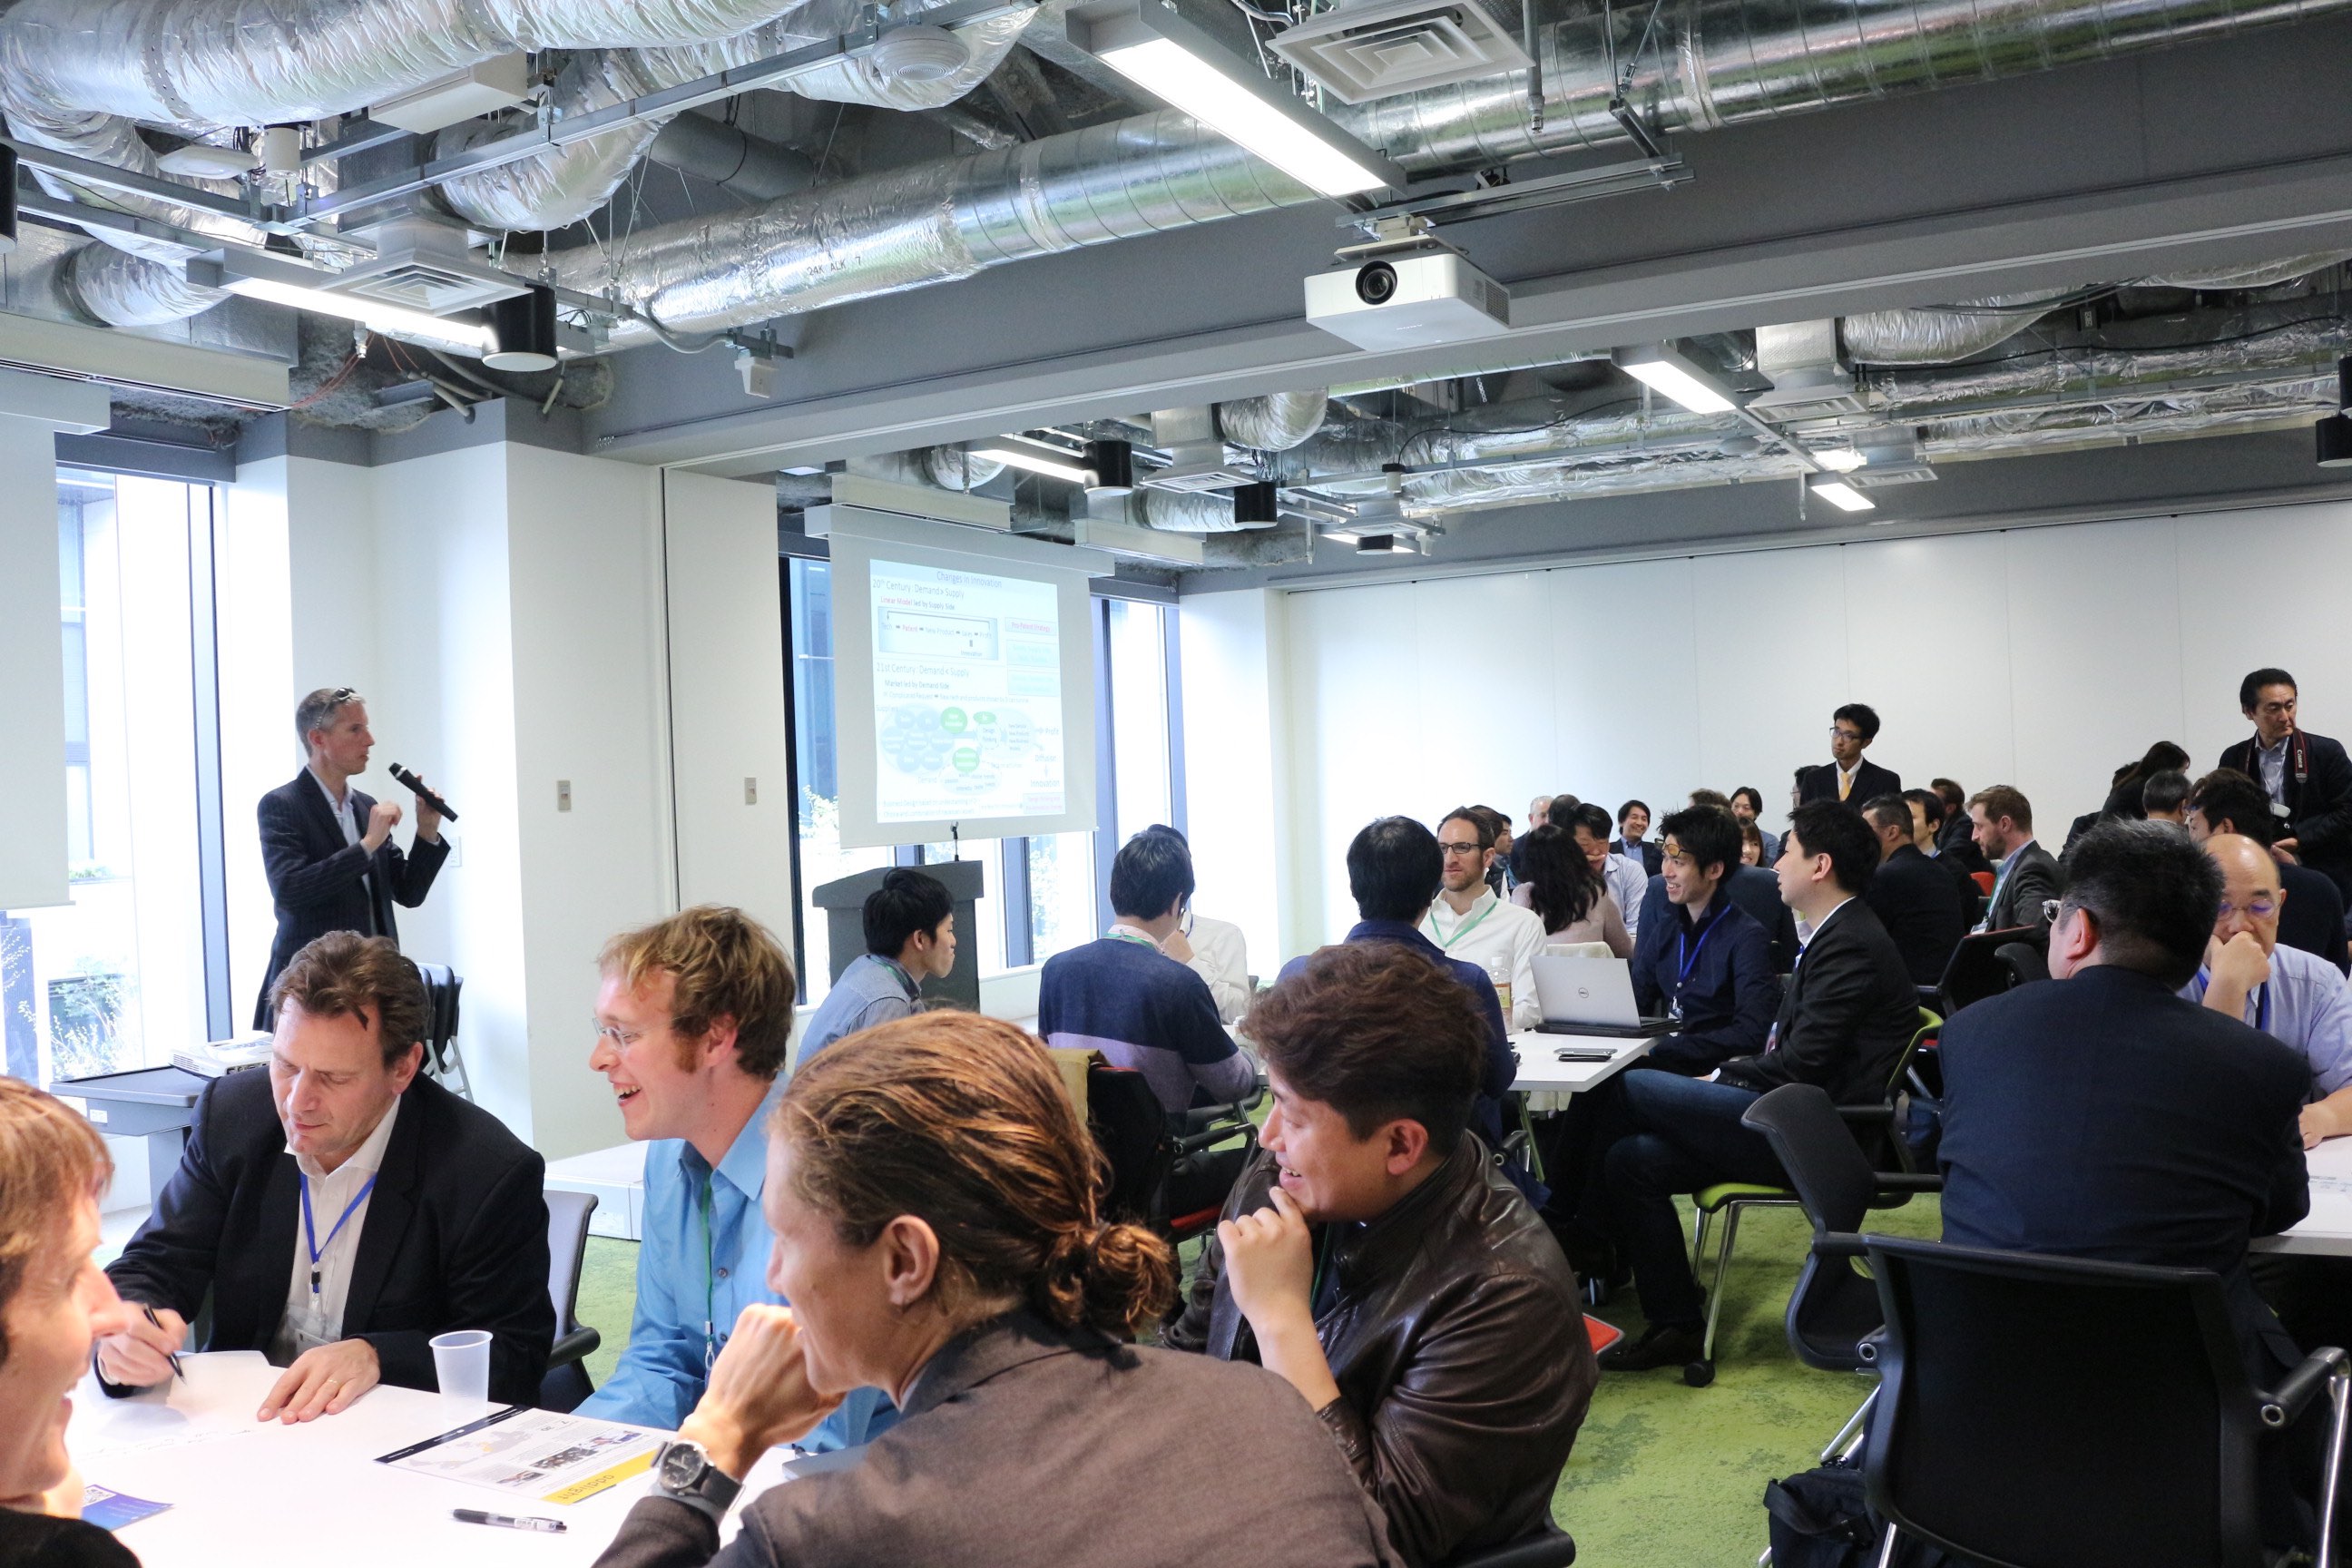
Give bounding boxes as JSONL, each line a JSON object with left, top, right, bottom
{"left": 1167, "top": 942, "right": 1595, "bottom": 1566}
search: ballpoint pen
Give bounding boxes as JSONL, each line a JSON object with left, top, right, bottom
{"left": 453, "top": 1510, "right": 567, "bottom": 1533}
{"left": 140, "top": 1303, "right": 185, "bottom": 1381}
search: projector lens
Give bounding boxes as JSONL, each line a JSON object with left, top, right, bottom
{"left": 1355, "top": 262, "right": 1398, "bottom": 307}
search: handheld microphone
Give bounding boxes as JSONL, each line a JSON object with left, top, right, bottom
{"left": 388, "top": 764, "right": 459, "bottom": 823}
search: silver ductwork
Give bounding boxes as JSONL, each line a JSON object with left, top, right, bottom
{"left": 648, "top": 113, "right": 818, "bottom": 201}
{"left": 550, "top": 0, "right": 2352, "bottom": 338}
{"left": 1141, "top": 489, "right": 1260, "bottom": 531}
{"left": 1218, "top": 389, "right": 1328, "bottom": 450}
{"left": 65, "top": 245, "right": 232, "bottom": 327}
{"left": 1842, "top": 294, "right": 2062, "bottom": 366}
{"left": 924, "top": 446, "right": 1006, "bottom": 489}
{"left": 2138, "top": 253, "right": 2352, "bottom": 290}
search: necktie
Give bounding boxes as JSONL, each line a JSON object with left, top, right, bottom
{"left": 1838, "top": 769, "right": 1852, "bottom": 801}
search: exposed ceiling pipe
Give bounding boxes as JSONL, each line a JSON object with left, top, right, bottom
{"left": 1841, "top": 293, "right": 2064, "bottom": 366}
{"left": 545, "top": 0, "right": 2352, "bottom": 338}
{"left": 64, "top": 243, "right": 231, "bottom": 327}
{"left": 2136, "top": 252, "right": 2352, "bottom": 289}
{"left": 1217, "top": 388, "right": 1328, "bottom": 450}
{"left": 648, "top": 113, "right": 818, "bottom": 201}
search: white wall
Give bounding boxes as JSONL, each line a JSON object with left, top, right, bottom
{"left": 1178, "top": 590, "right": 1295, "bottom": 971}
{"left": 0, "top": 397, "right": 95, "bottom": 912}
{"left": 1232, "top": 501, "right": 2352, "bottom": 956}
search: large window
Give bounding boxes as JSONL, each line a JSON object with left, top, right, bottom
{"left": 783, "top": 551, "right": 1174, "bottom": 996}
{"left": 3, "top": 471, "right": 225, "bottom": 1085}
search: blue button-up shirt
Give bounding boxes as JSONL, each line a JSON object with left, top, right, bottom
{"left": 2180, "top": 940, "right": 2352, "bottom": 1100}
{"left": 575, "top": 1075, "right": 894, "bottom": 1445}
{"left": 799, "top": 952, "right": 920, "bottom": 1064}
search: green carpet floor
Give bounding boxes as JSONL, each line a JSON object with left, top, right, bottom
{"left": 573, "top": 1193, "right": 1943, "bottom": 1567}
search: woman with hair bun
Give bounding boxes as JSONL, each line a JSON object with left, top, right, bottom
{"left": 593, "top": 1012, "right": 1400, "bottom": 1568}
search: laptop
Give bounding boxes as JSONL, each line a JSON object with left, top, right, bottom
{"left": 1530, "top": 953, "right": 1678, "bottom": 1038}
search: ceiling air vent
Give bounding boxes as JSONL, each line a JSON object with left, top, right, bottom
{"left": 322, "top": 220, "right": 530, "bottom": 315}
{"left": 1270, "top": 0, "right": 1532, "bottom": 104}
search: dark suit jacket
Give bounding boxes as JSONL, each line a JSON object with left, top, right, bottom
{"left": 1982, "top": 838, "right": 2063, "bottom": 932}
{"left": 2281, "top": 861, "right": 2350, "bottom": 975}
{"left": 254, "top": 769, "right": 450, "bottom": 1026}
{"left": 1718, "top": 897, "right": 1918, "bottom": 1104}
{"left": 1865, "top": 843, "right": 1969, "bottom": 985}
{"left": 2220, "top": 729, "right": 2352, "bottom": 902}
{"left": 106, "top": 1070, "right": 552, "bottom": 1405}
{"left": 594, "top": 1310, "right": 1402, "bottom": 1568}
{"left": 1612, "top": 838, "right": 1662, "bottom": 877}
{"left": 1640, "top": 867, "right": 1802, "bottom": 977}
{"left": 1936, "top": 965, "right": 2309, "bottom": 1382}
{"left": 1798, "top": 758, "right": 1902, "bottom": 808}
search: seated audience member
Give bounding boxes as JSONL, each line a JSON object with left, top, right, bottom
{"left": 1730, "top": 787, "right": 1780, "bottom": 867}
{"left": 1638, "top": 850, "right": 1803, "bottom": 976}
{"left": 1597, "top": 803, "right": 1917, "bottom": 1371}
{"left": 1169, "top": 945, "right": 1593, "bottom": 1566}
{"left": 1473, "top": 806, "right": 1518, "bottom": 897}
{"left": 2187, "top": 768, "right": 2349, "bottom": 975}
{"left": 1968, "top": 785, "right": 2062, "bottom": 932}
{"left": 1137, "top": 826, "right": 1252, "bottom": 1024}
{"left": 98, "top": 933, "right": 552, "bottom": 1415}
{"left": 2143, "top": 767, "right": 2191, "bottom": 824}
{"left": 1905, "top": 787, "right": 1984, "bottom": 926}
{"left": 582, "top": 906, "right": 890, "bottom": 1442}
{"left": 2105, "top": 740, "right": 2191, "bottom": 820}
{"left": 1798, "top": 703, "right": 1902, "bottom": 806}
{"left": 1572, "top": 803, "right": 1650, "bottom": 943}
{"left": 1039, "top": 833, "right": 1256, "bottom": 1212}
{"left": 1688, "top": 789, "right": 1731, "bottom": 810}
{"left": 0, "top": 1081, "right": 137, "bottom": 1568}
{"left": 2184, "top": 835, "right": 2352, "bottom": 1145}
{"left": 1935, "top": 821, "right": 2312, "bottom": 1543}
{"left": 797, "top": 869, "right": 955, "bottom": 1063}
{"left": 1932, "top": 777, "right": 1993, "bottom": 875}
{"left": 596, "top": 1014, "right": 1401, "bottom": 1568}
{"left": 1526, "top": 794, "right": 1553, "bottom": 832}
{"left": 1511, "top": 823, "right": 1632, "bottom": 957}
{"left": 1612, "top": 799, "right": 1662, "bottom": 877}
{"left": 1282, "top": 818, "right": 1515, "bottom": 1142}
{"left": 1739, "top": 822, "right": 1765, "bottom": 866}
{"left": 1630, "top": 807, "right": 1779, "bottom": 1076}
{"left": 1861, "top": 792, "right": 1968, "bottom": 985}
{"left": 1422, "top": 807, "right": 1547, "bottom": 1031}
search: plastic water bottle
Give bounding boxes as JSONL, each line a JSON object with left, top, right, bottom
{"left": 1484, "top": 953, "right": 1513, "bottom": 1022}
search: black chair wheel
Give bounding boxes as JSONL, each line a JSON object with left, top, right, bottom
{"left": 1682, "top": 1358, "right": 1715, "bottom": 1388}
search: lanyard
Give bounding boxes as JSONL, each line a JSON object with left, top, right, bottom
{"left": 2197, "top": 967, "right": 2272, "bottom": 1034}
{"left": 1105, "top": 924, "right": 1160, "bottom": 948}
{"left": 1431, "top": 899, "right": 1495, "bottom": 951}
{"left": 299, "top": 1171, "right": 378, "bottom": 1297}
{"left": 1675, "top": 907, "right": 1724, "bottom": 988}
{"left": 695, "top": 1173, "right": 719, "bottom": 1373}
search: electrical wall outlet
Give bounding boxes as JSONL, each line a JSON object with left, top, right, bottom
{"left": 557, "top": 779, "right": 572, "bottom": 812}
{"left": 745, "top": 777, "right": 758, "bottom": 805}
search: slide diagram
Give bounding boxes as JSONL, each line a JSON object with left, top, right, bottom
{"left": 869, "top": 561, "right": 1066, "bottom": 823}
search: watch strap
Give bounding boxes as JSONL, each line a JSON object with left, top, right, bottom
{"left": 653, "top": 1439, "right": 743, "bottom": 1523}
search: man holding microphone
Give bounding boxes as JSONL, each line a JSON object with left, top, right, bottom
{"left": 252, "top": 687, "right": 449, "bottom": 1028}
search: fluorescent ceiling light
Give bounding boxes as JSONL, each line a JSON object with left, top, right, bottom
{"left": 1070, "top": 2, "right": 1404, "bottom": 198}
{"left": 972, "top": 443, "right": 1096, "bottom": 485}
{"left": 1814, "top": 447, "right": 1867, "bottom": 473}
{"left": 1808, "top": 477, "right": 1877, "bottom": 513}
{"left": 1612, "top": 342, "right": 1739, "bottom": 414}
{"left": 190, "top": 257, "right": 496, "bottom": 353}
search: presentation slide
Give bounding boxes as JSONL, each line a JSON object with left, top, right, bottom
{"left": 869, "top": 559, "right": 1067, "bottom": 825}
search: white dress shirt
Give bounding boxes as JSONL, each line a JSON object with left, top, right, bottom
{"left": 1604, "top": 853, "right": 1649, "bottom": 944}
{"left": 1183, "top": 913, "right": 1252, "bottom": 1024}
{"left": 270, "top": 1097, "right": 400, "bottom": 1367}
{"left": 1422, "top": 887, "right": 1549, "bottom": 1031}
{"left": 309, "top": 767, "right": 376, "bottom": 930}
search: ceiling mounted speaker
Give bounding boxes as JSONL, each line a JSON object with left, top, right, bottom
{"left": 1085, "top": 438, "right": 1136, "bottom": 494}
{"left": 1230, "top": 480, "right": 1279, "bottom": 524}
{"left": 2318, "top": 412, "right": 2352, "bottom": 468}
{"left": 873, "top": 24, "right": 970, "bottom": 83}
{"left": 485, "top": 285, "right": 558, "bottom": 373}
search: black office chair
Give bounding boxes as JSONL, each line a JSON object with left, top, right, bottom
{"left": 538, "top": 1188, "right": 603, "bottom": 1412}
{"left": 412, "top": 963, "right": 474, "bottom": 1102}
{"left": 1081, "top": 1060, "right": 1257, "bottom": 1244}
{"left": 1436, "top": 1524, "right": 1577, "bottom": 1567}
{"left": 1859, "top": 1233, "right": 2351, "bottom": 1568}
{"left": 1936, "top": 926, "right": 2050, "bottom": 1018}
{"left": 1742, "top": 1085, "right": 1941, "bottom": 1456}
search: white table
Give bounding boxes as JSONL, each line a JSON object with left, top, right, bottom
{"left": 1510, "top": 1030, "right": 1655, "bottom": 1098}
{"left": 67, "top": 1352, "right": 794, "bottom": 1567}
{"left": 2257, "top": 1135, "right": 2352, "bottom": 1257}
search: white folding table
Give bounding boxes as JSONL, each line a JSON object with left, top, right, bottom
{"left": 2255, "top": 1134, "right": 2352, "bottom": 1257}
{"left": 1509, "top": 1029, "right": 1656, "bottom": 1096}
{"left": 65, "top": 1352, "right": 796, "bottom": 1568}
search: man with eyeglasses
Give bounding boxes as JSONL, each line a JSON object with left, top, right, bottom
{"left": 2220, "top": 668, "right": 2352, "bottom": 922}
{"left": 1422, "top": 807, "right": 1548, "bottom": 1031}
{"left": 1569, "top": 802, "right": 1650, "bottom": 945}
{"left": 2180, "top": 836, "right": 2352, "bottom": 1148}
{"left": 580, "top": 905, "right": 892, "bottom": 1444}
{"left": 1797, "top": 703, "right": 1902, "bottom": 807}
{"left": 253, "top": 687, "right": 449, "bottom": 1027}
{"left": 2183, "top": 769, "right": 2347, "bottom": 975}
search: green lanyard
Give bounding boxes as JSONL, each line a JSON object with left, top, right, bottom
{"left": 1308, "top": 1226, "right": 1336, "bottom": 1311}
{"left": 1105, "top": 925, "right": 1160, "bottom": 948}
{"left": 1431, "top": 899, "right": 1496, "bottom": 951}
{"left": 695, "top": 1173, "right": 718, "bottom": 1373}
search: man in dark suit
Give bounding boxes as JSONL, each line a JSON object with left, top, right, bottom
{"left": 1612, "top": 799, "right": 1662, "bottom": 877}
{"left": 99, "top": 932, "right": 551, "bottom": 1416}
{"left": 1797, "top": 703, "right": 1901, "bottom": 808}
{"left": 2220, "top": 667, "right": 2352, "bottom": 910}
{"left": 1597, "top": 802, "right": 1918, "bottom": 1370}
{"left": 1904, "top": 788, "right": 1985, "bottom": 927}
{"left": 1968, "top": 783, "right": 2063, "bottom": 932}
{"left": 1641, "top": 859, "right": 1802, "bottom": 975}
{"left": 2187, "top": 769, "right": 2349, "bottom": 975}
{"left": 1861, "top": 792, "right": 1967, "bottom": 985}
{"left": 254, "top": 686, "right": 450, "bottom": 1028}
{"left": 1936, "top": 820, "right": 2311, "bottom": 1537}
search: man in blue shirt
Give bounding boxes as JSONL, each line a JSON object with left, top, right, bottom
{"left": 797, "top": 868, "right": 956, "bottom": 1064}
{"left": 1279, "top": 816, "right": 1516, "bottom": 1140}
{"left": 577, "top": 905, "right": 889, "bottom": 1444}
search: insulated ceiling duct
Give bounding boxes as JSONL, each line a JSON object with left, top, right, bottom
{"left": 1218, "top": 388, "right": 1330, "bottom": 450}
{"left": 1841, "top": 294, "right": 2062, "bottom": 365}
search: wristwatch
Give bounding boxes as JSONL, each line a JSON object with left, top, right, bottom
{"left": 652, "top": 1438, "right": 743, "bottom": 1524}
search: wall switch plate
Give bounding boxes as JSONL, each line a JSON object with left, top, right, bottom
{"left": 557, "top": 780, "right": 573, "bottom": 812}
{"left": 745, "top": 777, "right": 758, "bottom": 805}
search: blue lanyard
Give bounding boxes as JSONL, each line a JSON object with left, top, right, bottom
{"left": 1675, "top": 908, "right": 1724, "bottom": 989}
{"left": 695, "top": 1174, "right": 719, "bottom": 1372}
{"left": 299, "top": 1171, "right": 378, "bottom": 1297}
{"left": 2197, "top": 967, "right": 2271, "bottom": 1034}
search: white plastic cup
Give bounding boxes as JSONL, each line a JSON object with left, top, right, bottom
{"left": 430, "top": 1329, "right": 493, "bottom": 1403}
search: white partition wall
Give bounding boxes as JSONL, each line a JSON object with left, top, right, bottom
{"left": 1212, "top": 500, "right": 2352, "bottom": 959}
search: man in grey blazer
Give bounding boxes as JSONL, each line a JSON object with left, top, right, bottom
{"left": 1970, "top": 784, "right": 2063, "bottom": 932}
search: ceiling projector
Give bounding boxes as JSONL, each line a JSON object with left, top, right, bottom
{"left": 1304, "top": 242, "right": 1513, "bottom": 352}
